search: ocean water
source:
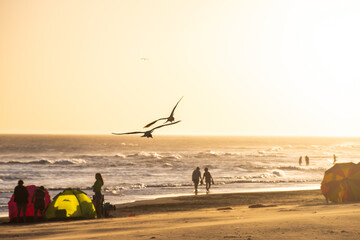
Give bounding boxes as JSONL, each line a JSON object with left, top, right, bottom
{"left": 1, "top": 134, "right": 360, "bottom": 217}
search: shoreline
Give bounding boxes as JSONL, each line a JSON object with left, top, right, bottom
{"left": 113, "top": 189, "right": 325, "bottom": 218}
{"left": 0, "top": 185, "right": 321, "bottom": 220}
{"left": 1, "top": 189, "right": 324, "bottom": 222}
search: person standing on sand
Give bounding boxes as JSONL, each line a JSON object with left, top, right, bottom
{"left": 32, "top": 186, "right": 46, "bottom": 221}
{"left": 299, "top": 156, "right": 302, "bottom": 166}
{"left": 92, "top": 173, "right": 104, "bottom": 218}
{"left": 333, "top": 154, "right": 337, "bottom": 164}
{"left": 202, "top": 168, "right": 214, "bottom": 193}
{"left": 14, "top": 180, "right": 29, "bottom": 223}
{"left": 192, "top": 167, "right": 202, "bottom": 195}
{"left": 305, "top": 155, "right": 310, "bottom": 166}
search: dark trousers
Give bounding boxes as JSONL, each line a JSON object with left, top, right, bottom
{"left": 94, "top": 192, "right": 104, "bottom": 218}
{"left": 16, "top": 202, "right": 27, "bottom": 222}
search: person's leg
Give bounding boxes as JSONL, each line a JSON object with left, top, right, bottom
{"left": 99, "top": 195, "right": 104, "bottom": 218}
{"left": 16, "top": 203, "right": 21, "bottom": 222}
{"left": 40, "top": 207, "right": 46, "bottom": 220}
{"left": 34, "top": 208, "right": 38, "bottom": 221}
{"left": 194, "top": 181, "right": 199, "bottom": 194}
{"left": 21, "top": 203, "right": 27, "bottom": 222}
{"left": 97, "top": 201, "right": 102, "bottom": 218}
{"left": 95, "top": 196, "right": 102, "bottom": 218}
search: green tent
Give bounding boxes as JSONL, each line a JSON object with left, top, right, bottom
{"left": 45, "top": 189, "right": 97, "bottom": 219}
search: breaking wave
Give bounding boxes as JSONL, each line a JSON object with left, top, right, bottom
{"left": 120, "top": 142, "right": 138, "bottom": 147}
{"left": 127, "top": 152, "right": 163, "bottom": 159}
{"left": 114, "top": 153, "right": 127, "bottom": 158}
{"left": 0, "top": 158, "right": 87, "bottom": 165}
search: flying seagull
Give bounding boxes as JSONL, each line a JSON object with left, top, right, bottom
{"left": 144, "top": 96, "right": 183, "bottom": 128}
{"left": 112, "top": 121, "right": 181, "bottom": 138}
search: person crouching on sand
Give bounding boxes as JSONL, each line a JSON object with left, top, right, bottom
{"left": 192, "top": 167, "right": 202, "bottom": 195}
{"left": 202, "top": 168, "right": 214, "bottom": 193}
{"left": 92, "top": 173, "right": 104, "bottom": 218}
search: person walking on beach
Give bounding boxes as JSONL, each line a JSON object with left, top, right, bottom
{"left": 92, "top": 173, "right": 104, "bottom": 218}
{"left": 305, "top": 155, "right": 310, "bottom": 166}
{"left": 202, "top": 168, "right": 214, "bottom": 193}
{"left": 14, "top": 180, "right": 29, "bottom": 223}
{"left": 192, "top": 167, "right": 202, "bottom": 195}
{"left": 32, "top": 186, "right": 46, "bottom": 221}
{"left": 299, "top": 156, "right": 302, "bottom": 166}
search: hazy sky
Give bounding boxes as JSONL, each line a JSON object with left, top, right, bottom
{"left": 1, "top": 0, "right": 360, "bottom": 136}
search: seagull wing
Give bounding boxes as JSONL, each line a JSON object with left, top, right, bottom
{"left": 168, "top": 96, "right": 183, "bottom": 118}
{"left": 112, "top": 131, "right": 145, "bottom": 135}
{"left": 143, "top": 118, "right": 168, "bottom": 128}
{"left": 150, "top": 120, "right": 181, "bottom": 132}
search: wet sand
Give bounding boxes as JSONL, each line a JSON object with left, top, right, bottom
{"left": 1, "top": 189, "right": 360, "bottom": 239}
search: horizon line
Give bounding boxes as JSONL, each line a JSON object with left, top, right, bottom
{"left": 1, "top": 132, "right": 360, "bottom": 138}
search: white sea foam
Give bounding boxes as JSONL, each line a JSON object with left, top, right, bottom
{"left": 121, "top": 142, "right": 138, "bottom": 147}
{"left": 54, "top": 159, "right": 87, "bottom": 165}
{"left": 127, "top": 151, "right": 163, "bottom": 159}
{"left": 270, "top": 169, "right": 285, "bottom": 177}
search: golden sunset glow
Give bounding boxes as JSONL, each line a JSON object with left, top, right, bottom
{"left": 1, "top": 0, "right": 360, "bottom": 136}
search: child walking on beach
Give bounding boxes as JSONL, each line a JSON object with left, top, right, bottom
{"left": 202, "top": 168, "right": 214, "bottom": 193}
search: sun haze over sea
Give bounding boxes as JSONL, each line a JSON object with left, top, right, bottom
{"left": 1, "top": 1, "right": 360, "bottom": 136}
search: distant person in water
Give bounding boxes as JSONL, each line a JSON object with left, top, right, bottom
{"left": 14, "top": 180, "right": 29, "bottom": 223}
{"left": 32, "top": 186, "right": 46, "bottom": 221}
{"left": 202, "top": 168, "right": 214, "bottom": 193}
{"left": 92, "top": 173, "right": 104, "bottom": 218}
{"left": 305, "top": 155, "right": 310, "bottom": 166}
{"left": 299, "top": 156, "right": 302, "bottom": 166}
{"left": 192, "top": 167, "right": 202, "bottom": 195}
{"left": 333, "top": 154, "right": 337, "bottom": 164}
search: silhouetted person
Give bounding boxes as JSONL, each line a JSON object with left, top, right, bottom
{"left": 202, "top": 168, "right": 214, "bottom": 193}
{"left": 92, "top": 173, "right": 104, "bottom": 218}
{"left": 333, "top": 154, "right": 337, "bottom": 164}
{"left": 14, "top": 180, "right": 29, "bottom": 223}
{"left": 299, "top": 156, "right": 302, "bottom": 166}
{"left": 305, "top": 155, "right": 309, "bottom": 166}
{"left": 192, "top": 167, "right": 202, "bottom": 195}
{"left": 32, "top": 186, "right": 46, "bottom": 221}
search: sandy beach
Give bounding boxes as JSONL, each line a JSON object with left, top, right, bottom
{"left": 1, "top": 189, "right": 360, "bottom": 240}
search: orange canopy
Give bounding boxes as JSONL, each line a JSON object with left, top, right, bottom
{"left": 321, "top": 162, "right": 360, "bottom": 203}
